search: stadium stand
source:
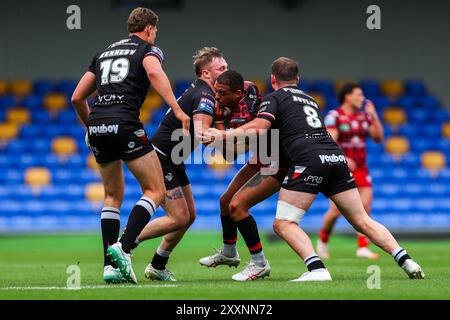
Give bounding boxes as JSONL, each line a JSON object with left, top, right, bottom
{"left": 0, "top": 79, "right": 449, "bottom": 232}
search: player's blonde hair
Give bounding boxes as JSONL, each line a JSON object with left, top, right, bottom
{"left": 193, "top": 47, "right": 224, "bottom": 77}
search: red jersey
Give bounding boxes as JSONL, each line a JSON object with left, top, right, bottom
{"left": 228, "top": 81, "right": 261, "bottom": 128}
{"left": 324, "top": 107, "right": 373, "bottom": 169}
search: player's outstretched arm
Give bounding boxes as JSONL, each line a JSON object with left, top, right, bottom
{"left": 199, "top": 118, "right": 272, "bottom": 144}
{"left": 71, "top": 71, "right": 97, "bottom": 127}
{"left": 143, "top": 56, "right": 190, "bottom": 133}
{"left": 365, "top": 100, "right": 384, "bottom": 143}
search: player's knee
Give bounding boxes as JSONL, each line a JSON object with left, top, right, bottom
{"left": 272, "top": 219, "right": 290, "bottom": 237}
{"left": 228, "top": 200, "right": 246, "bottom": 221}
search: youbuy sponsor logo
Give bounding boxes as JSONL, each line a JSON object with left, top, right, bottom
{"left": 318, "top": 154, "right": 346, "bottom": 164}
{"left": 89, "top": 124, "right": 119, "bottom": 135}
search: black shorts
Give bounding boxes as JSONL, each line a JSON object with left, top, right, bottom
{"left": 281, "top": 148, "right": 357, "bottom": 198}
{"left": 154, "top": 147, "right": 190, "bottom": 190}
{"left": 87, "top": 118, "right": 153, "bottom": 164}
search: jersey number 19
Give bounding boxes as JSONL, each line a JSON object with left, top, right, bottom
{"left": 100, "top": 58, "right": 130, "bottom": 85}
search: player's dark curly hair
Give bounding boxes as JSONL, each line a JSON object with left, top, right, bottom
{"left": 216, "top": 70, "right": 244, "bottom": 92}
{"left": 338, "top": 83, "right": 361, "bottom": 104}
{"left": 127, "top": 7, "right": 159, "bottom": 33}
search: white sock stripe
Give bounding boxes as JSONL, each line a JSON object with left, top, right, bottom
{"left": 101, "top": 208, "right": 120, "bottom": 220}
{"left": 136, "top": 197, "right": 156, "bottom": 216}
{"left": 156, "top": 246, "right": 172, "bottom": 258}
{"left": 394, "top": 250, "right": 407, "bottom": 262}
{"left": 304, "top": 254, "right": 320, "bottom": 265}
{"left": 391, "top": 247, "right": 404, "bottom": 258}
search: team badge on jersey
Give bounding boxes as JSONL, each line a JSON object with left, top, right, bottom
{"left": 197, "top": 98, "right": 214, "bottom": 114}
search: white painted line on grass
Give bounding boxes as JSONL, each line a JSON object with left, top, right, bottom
{"left": 0, "top": 284, "right": 177, "bottom": 291}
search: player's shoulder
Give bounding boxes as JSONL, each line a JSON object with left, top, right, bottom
{"left": 193, "top": 79, "right": 215, "bottom": 100}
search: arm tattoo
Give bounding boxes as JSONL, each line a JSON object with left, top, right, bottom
{"left": 166, "top": 187, "right": 185, "bottom": 200}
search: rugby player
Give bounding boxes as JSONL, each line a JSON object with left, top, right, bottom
{"left": 199, "top": 70, "right": 287, "bottom": 281}
{"left": 71, "top": 7, "right": 190, "bottom": 284}
{"left": 200, "top": 57, "right": 424, "bottom": 281}
{"left": 317, "top": 83, "right": 383, "bottom": 260}
{"left": 133, "top": 47, "right": 228, "bottom": 281}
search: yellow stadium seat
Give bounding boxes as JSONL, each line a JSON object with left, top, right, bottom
{"left": 382, "top": 107, "right": 407, "bottom": 127}
{"left": 86, "top": 183, "right": 105, "bottom": 202}
{"left": 44, "top": 93, "right": 68, "bottom": 112}
{"left": 442, "top": 122, "right": 450, "bottom": 139}
{"left": 25, "top": 167, "right": 51, "bottom": 187}
{"left": 52, "top": 136, "right": 77, "bottom": 156}
{"left": 421, "top": 151, "right": 446, "bottom": 170}
{"left": 6, "top": 108, "right": 31, "bottom": 125}
{"left": 10, "top": 80, "right": 33, "bottom": 97}
{"left": 139, "top": 109, "right": 152, "bottom": 123}
{"left": 249, "top": 79, "right": 267, "bottom": 95}
{"left": 87, "top": 154, "right": 99, "bottom": 171}
{"left": 0, "top": 81, "right": 8, "bottom": 96}
{"left": 209, "top": 153, "right": 233, "bottom": 171}
{"left": 385, "top": 136, "right": 409, "bottom": 155}
{"left": 310, "top": 93, "right": 326, "bottom": 109}
{"left": 141, "top": 93, "right": 163, "bottom": 111}
{"left": 0, "top": 123, "right": 19, "bottom": 141}
{"left": 381, "top": 80, "right": 404, "bottom": 97}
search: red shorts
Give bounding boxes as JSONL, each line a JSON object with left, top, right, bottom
{"left": 352, "top": 167, "right": 372, "bottom": 188}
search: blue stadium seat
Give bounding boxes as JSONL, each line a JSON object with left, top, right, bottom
{"left": 0, "top": 95, "right": 18, "bottom": 108}
{"left": 56, "top": 80, "right": 77, "bottom": 98}
{"left": 298, "top": 80, "right": 312, "bottom": 93}
{"left": 6, "top": 140, "right": 27, "bottom": 155}
{"left": 57, "top": 110, "right": 78, "bottom": 124}
{"left": 404, "top": 80, "right": 426, "bottom": 97}
{"left": 20, "top": 125, "right": 44, "bottom": 139}
{"left": 408, "top": 109, "right": 431, "bottom": 123}
{"left": 360, "top": 80, "right": 381, "bottom": 98}
{"left": 311, "top": 80, "right": 334, "bottom": 96}
{"left": 34, "top": 80, "right": 55, "bottom": 95}
{"left": 22, "top": 94, "right": 43, "bottom": 110}
{"left": 371, "top": 96, "right": 390, "bottom": 110}
{"left": 174, "top": 80, "right": 193, "bottom": 97}
{"left": 31, "top": 110, "right": 52, "bottom": 125}
{"left": 416, "top": 95, "right": 439, "bottom": 109}
{"left": 395, "top": 96, "right": 415, "bottom": 110}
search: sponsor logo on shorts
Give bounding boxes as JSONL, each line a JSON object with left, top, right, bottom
{"left": 165, "top": 172, "right": 173, "bottom": 182}
{"left": 88, "top": 124, "right": 119, "bottom": 135}
{"left": 319, "top": 154, "right": 346, "bottom": 164}
{"left": 133, "top": 129, "right": 147, "bottom": 142}
{"left": 304, "top": 175, "right": 323, "bottom": 184}
{"left": 292, "top": 166, "right": 307, "bottom": 179}
{"left": 125, "top": 145, "right": 143, "bottom": 154}
{"left": 128, "top": 141, "right": 135, "bottom": 148}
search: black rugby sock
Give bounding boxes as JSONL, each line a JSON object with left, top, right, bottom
{"left": 120, "top": 196, "right": 156, "bottom": 253}
{"left": 101, "top": 207, "right": 120, "bottom": 268}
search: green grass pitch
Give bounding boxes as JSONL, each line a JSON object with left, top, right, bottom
{"left": 0, "top": 231, "right": 448, "bottom": 300}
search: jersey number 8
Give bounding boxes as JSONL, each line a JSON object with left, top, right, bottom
{"left": 100, "top": 58, "right": 130, "bottom": 85}
{"left": 303, "top": 105, "right": 322, "bottom": 128}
